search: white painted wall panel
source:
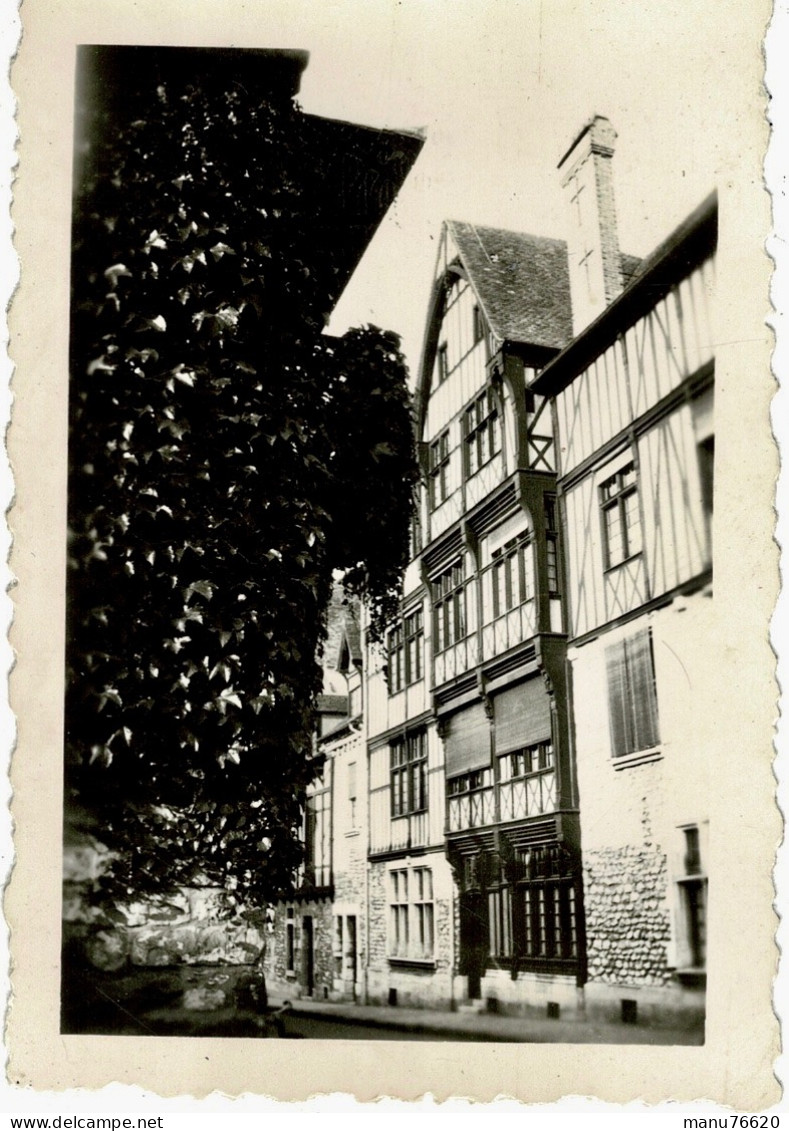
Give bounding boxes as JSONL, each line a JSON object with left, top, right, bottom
{"left": 564, "top": 474, "right": 604, "bottom": 638}
{"left": 639, "top": 406, "right": 707, "bottom": 600}
{"left": 558, "top": 259, "right": 715, "bottom": 477}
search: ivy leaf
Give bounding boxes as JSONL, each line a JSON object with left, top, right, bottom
{"left": 66, "top": 58, "right": 419, "bottom": 915}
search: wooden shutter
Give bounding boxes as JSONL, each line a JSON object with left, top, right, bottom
{"left": 606, "top": 630, "right": 660, "bottom": 756}
{"left": 606, "top": 639, "right": 629, "bottom": 756}
{"left": 627, "top": 630, "right": 660, "bottom": 751}
{"left": 444, "top": 702, "right": 490, "bottom": 778}
{"left": 493, "top": 678, "right": 552, "bottom": 754}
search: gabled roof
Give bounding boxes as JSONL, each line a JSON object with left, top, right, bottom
{"left": 416, "top": 219, "right": 642, "bottom": 432}
{"left": 446, "top": 221, "right": 573, "bottom": 352}
{"left": 337, "top": 617, "right": 363, "bottom": 671}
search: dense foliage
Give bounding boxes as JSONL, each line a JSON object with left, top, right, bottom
{"left": 66, "top": 60, "right": 418, "bottom": 910}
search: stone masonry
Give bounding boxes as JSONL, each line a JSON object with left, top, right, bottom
{"left": 583, "top": 844, "right": 672, "bottom": 986}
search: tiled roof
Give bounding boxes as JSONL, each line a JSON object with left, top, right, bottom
{"left": 446, "top": 221, "right": 641, "bottom": 353}
{"left": 316, "top": 693, "right": 348, "bottom": 716}
{"left": 447, "top": 221, "right": 573, "bottom": 351}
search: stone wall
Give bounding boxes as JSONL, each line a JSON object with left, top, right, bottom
{"left": 263, "top": 897, "right": 334, "bottom": 1000}
{"left": 583, "top": 844, "right": 672, "bottom": 986}
{"left": 63, "top": 834, "right": 267, "bottom": 971}
{"left": 366, "top": 853, "right": 455, "bottom": 1010}
{"left": 367, "top": 862, "right": 388, "bottom": 974}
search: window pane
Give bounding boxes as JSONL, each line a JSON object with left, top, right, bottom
{"left": 546, "top": 539, "right": 558, "bottom": 592}
{"left": 491, "top": 412, "right": 500, "bottom": 455}
{"left": 605, "top": 504, "right": 623, "bottom": 566}
{"left": 495, "top": 562, "right": 504, "bottom": 617}
{"left": 624, "top": 489, "right": 642, "bottom": 556}
{"left": 468, "top": 437, "right": 478, "bottom": 476}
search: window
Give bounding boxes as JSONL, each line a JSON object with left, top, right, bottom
{"left": 498, "top": 741, "right": 554, "bottom": 782}
{"left": 389, "top": 866, "right": 434, "bottom": 961}
{"left": 698, "top": 435, "right": 714, "bottom": 522}
{"left": 677, "top": 826, "right": 707, "bottom": 971}
{"left": 390, "top": 869, "right": 409, "bottom": 957}
{"left": 387, "top": 607, "right": 424, "bottom": 694}
{"left": 545, "top": 495, "right": 560, "bottom": 595}
{"left": 497, "top": 734, "right": 556, "bottom": 822}
{"left": 409, "top": 506, "right": 423, "bottom": 559}
{"left": 446, "top": 767, "right": 493, "bottom": 830}
{"left": 304, "top": 772, "right": 331, "bottom": 887}
{"left": 437, "top": 342, "right": 449, "bottom": 384}
{"left": 471, "top": 847, "right": 579, "bottom": 968}
{"left": 429, "top": 430, "right": 450, "bottom": 509}
{"left": 605, "top": 629, "right": 660, "bottom": 758}
{"left": 387, "top": 623, "right": 404, "bottom": 693}
{"left": 520, "top": 877, "right": 578, "bottom": 962}
{"left": 347, "top": 761, "right": 357, "bottom": 828}
{"left": 334, "top": 915, "right": 343, "bottom": 967}
{"left": 472, "top": 304, "right": 484, "bottom": 345}
{"left": 432, "top": 560, "right": 466, "bottom": 652}
{"left": 517, "top": 846, "right": 579, "bottom": 964}
{"left": 692, "top": 386, "right": 714, "bottom": 525}
{"left": 464, "top": 389, "right": 501, "bottom": 477}
{"left": 412, "top": 867, "right": 434, "bottom": 958}
{"left": 390, "top": 729, "right": 427, "bottom": 817}
{"left": 286, "top": 907, "right": 295, "bottom": 972}
{"left": 490, "top": 533, "right": 532, "bottom": 618}
{"left": 447, "top": 767, "right": 491, "bottom": 796}
{"left": 600, "top": 462, "right": 642, "bottom": 568}
{"left": 405, "top": 607, "right": 424, "bottom": 685}
{"left": 488, "top": 884, "right": 513, "bottom": 959}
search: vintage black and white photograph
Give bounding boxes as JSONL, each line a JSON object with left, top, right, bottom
{"left": 7, "top": 0, "right": 779, "bottom": 1106}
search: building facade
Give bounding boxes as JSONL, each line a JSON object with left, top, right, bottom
{"left": 532, "top": 128, "right": 715, "bottom": 1023}
{"left": 362, "top": 115, "right": 714, "bottom": 1026}
{"left": 264, "top": 604, "right": 370, "bottom": 1004}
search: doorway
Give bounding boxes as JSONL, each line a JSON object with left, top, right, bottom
{"left": 459, "top": 889, "right": 487, "bottom": 1001}
{"left": 302, "top": 915, "right": 314, "bottom": 996}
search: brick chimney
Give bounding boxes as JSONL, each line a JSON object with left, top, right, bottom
{"left": 558, "top": 115, "right": 622, "bottom": 335}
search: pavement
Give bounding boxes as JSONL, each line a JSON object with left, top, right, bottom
{"left": 267, "top": 992, "right": 705, "bottom": 1045}
{"left": 60, "top": 953, "right": 703, "bottom": 1043}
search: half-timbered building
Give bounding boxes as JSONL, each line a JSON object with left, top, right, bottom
{"left": 264, "top": 604, "right": 369, "bottom": 1003}
{"left": 531, "top": 120, "right": 715, "bottom": 1025}
{"left": 364, "top": 187, "right": 591, "bottom": 1015}
{"left": 363, "top": 114, "right": 713, "bottom": 1027}
{"left": 264, "top": 112, "right": 713, "bottom": 1029}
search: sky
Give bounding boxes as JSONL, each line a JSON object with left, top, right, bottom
{"left": 245, "top": 0, "right": 769, "bottom": 384}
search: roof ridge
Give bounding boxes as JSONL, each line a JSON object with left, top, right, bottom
{"left": 447, "top": 218, "right": 567, "bottom": 249}
{"left": 444, "top": 219, "right": 573, "bottom": 351}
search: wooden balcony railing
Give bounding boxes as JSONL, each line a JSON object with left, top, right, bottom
{"left": 447, "top": 769, "right": 557, "bottom": 834}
